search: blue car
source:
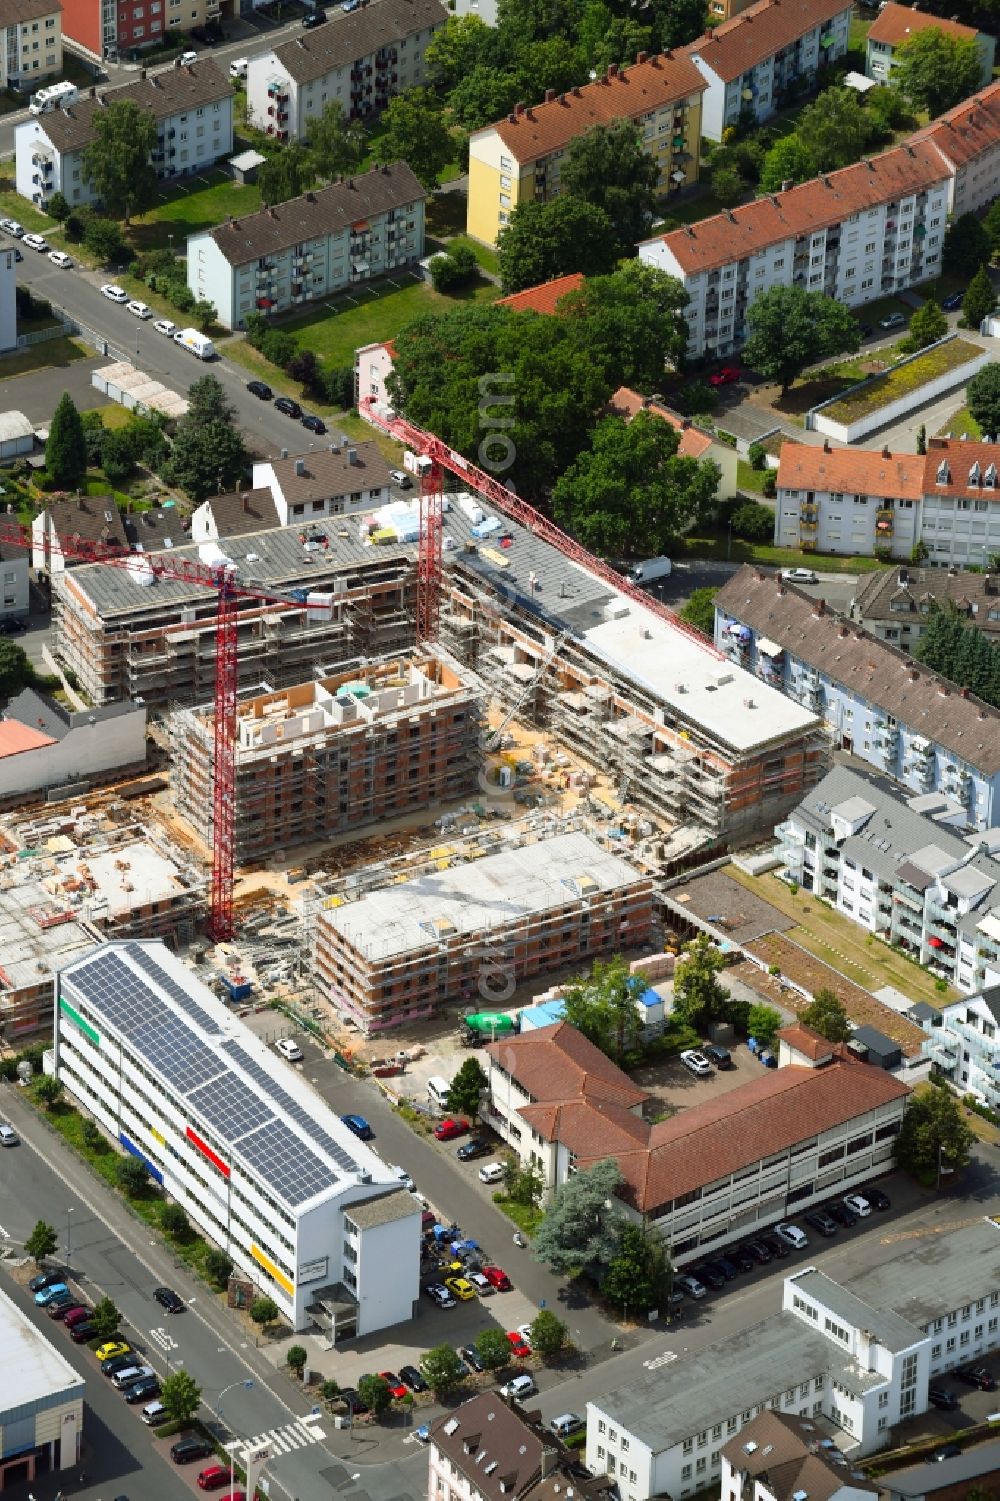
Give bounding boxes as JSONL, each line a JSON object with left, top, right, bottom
{"left": 942, "top": 291, "right": 964, "bottom": 311}
{"left": 341, "top": 1114, "right": 374, "bottom": 1141}
{"left": 35, "top": 1282, "right": 69, "bottom": 1306}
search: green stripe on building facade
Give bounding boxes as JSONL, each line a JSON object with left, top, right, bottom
{"left": 58, "top": 995, "right": 100, "bottom": 1048}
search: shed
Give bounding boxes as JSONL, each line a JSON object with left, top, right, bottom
{"left": 228, "top": 149, "right": 266, "bottom": 185}
{"left": 849, "top": 1024, "right": 903, "bottom": 1071}
{"left": 0, "top": 410, "right": 35, "bottom": 461}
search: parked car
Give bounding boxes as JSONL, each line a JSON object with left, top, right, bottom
{"left": 864, "top": 1186, "right": 891, "bottom": 1211}
{"left": 127, "top": 300, "right": 152, "bottom": 319}
{"left": 35, "top": 1283, "right": 70, "bottom": 1306}
{"left": 928, "top": 1387, "right": 959, "bottom": 1410}
{"left": 483, "top": 1265, "right": 512, "bottom": 1291}
{"left": 141, "top": 1399, "right": 168, "bottom": 1424}
{"left": 153, "top": 319, "right": 177, "bottom": 336}
{"left": 172, "top": 1436, "right": 214, "bottom": 1464}
{"left": 28, "top": 1271, "right": 65, "bottom": 1293}
{"left": 425, "top": 1283, "right": 457, "bottom": 1309}
{"left": 714, "top": 1254, "right": 741, "bottom": 1279}
{"left": 303, "top": 6, "right": 327, "bottom": 22}
{"left": 879, "top": 311, "right": 906, "bottom": 330}
{"left": 501, "top": 1373, "right": 537, "bottom": 1400}
{"left": 709, "top": 366, "right": 740, "bottom": 387}
{"left": 101, "top": 1354, "right": 138, "bottom": 1377}
{"left": 399, "top": 1364, "right": 427, "bottom": 1392}
{"left": 198, "top": 1465, "right": 231, "bottom": 1491}
{"left": 301, "top": 414, "right": 327, "bottom": 434}
{"left": 63, "top": 1305, "right": 92, "bottom": 1328}
{"left": 0, "top": 1121, "right": 19, "bottom": 1145}
{"left": 338, "top": 1387, "right": 370, "bottom": 1414}
{"left": 804, "top": 1209, "right": 839, "bottom": 1238}
{"left": 444, "top": 1276, "right": 477, "bottom": 1302}
{"left": 112, "top": 1364, "right": 155, "bottom": 1390}
{"left": 741, "top": 1240, "right": 772, "bottom": 1265}
{"left": 680, "top": 1049, "right": 712, "bottom": 1077}
{"left": 674, "top": 1273, "right": 707, "bottom": 1298}
{"left": 780, "top": 567, "right": 818, "bottom": 585}
{"left": 459, "top": 1344, "right": 485, "bottom": 1371}
{"left": 550, "top": 1414, "right": 586, "bottom": 1438}
{"left": 0, "top": 219, "right": 23, "bottom": 236}
{"left": 99, "top": 1345, "right": 134, "bottom": 1369}
{"left": 728, "top": 1245, "right": 755, "bottom": 1273}
{"left": 774, "top": 1222, "right": 808, "bottom": 1250}
{"left": 247, "top": 379, "right": 273, "bottom": 400}
{"left": 932, "top": 1445, "right": 962, "bottom": 1462}
{"left": 467, "top": 1271, "right": 493, "bottom": 1296}
{"left": 46, "top": 1293, "right": 78, "bottom": 1317}
{"left": 702, "top": 1044, "right": 733, "bottom": 1069}
{"left": 379, "top": 1372, "right": 408, "bottom": 1399}
{"left": 942, "top": 291, "right": 965, "bottom": 310}
{"left": 758, "top": 1232, "right": 790, "bottom": 1259}
{"left": 478, "top": 1162, "right": 505, "bottom": 1184}
{"left": 434, "top": 1117, "right": 470, "bottom": 1141}
{"left": 341, "top": 1113, "right": 373, "bottom": 1140}
{"left": 70, "top": 1321, "right": 97, "bottom": 1343}
{"left": 843, "top": 1193, "right": 872, "bottom": 1217}
{"left": 276, "top": 1037, "right": 303, "bottom": 1062}
{"left": 957, "top": 1366, "right": 996, "bottom": 1391}
{"left": 101, "top": 284, "right": 128, "bottom": 303}
{"left": 48, "top": 250, "right": 72, "bottom": 268}
{"left": 274, "top": 396, "right": 302, "bottom": 418}
{"left": 695, "top": 1262, "right": 727, "bottom": 1291}
{"left": 415, "top": 1425, "right": 430, "bottom": 1443}
{"left": 22, "top": 232, "right": 48, "bottom": 252}
{"left": 826, "top": 1200, "right": 858, "bottom": 1228}
{"left": 154, "top": 1286, "right": 184, "bottom": 1313}
{"left": 457, "top": 1137, "right": 490, "bottom": 1160}
{"left": 507, "top": 1330, "right": 531, "bottom": 1359}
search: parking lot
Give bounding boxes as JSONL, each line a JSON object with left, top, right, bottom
{"left": 632, "top": 1040, "right": 767, "bottom": 1113}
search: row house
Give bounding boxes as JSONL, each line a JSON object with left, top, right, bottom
{"left": 866, "top": 5, "right": 994, "bottom": 91}
{"left": 186, "top": 161, "right": 425, "bottom": 330}
{"left": 850, "top": 565, "right": 1000, "bottom": 652}
{"left": 466, "top": 50, "right": 706, "bottom": 246}
{"left": 715, "top": 565, "right": 1000, "bottom": 830}
{"left": 14, "top": 60, "right": 233, "bottom": 207}
{"left": 251, "top": 438, "right": 391, "bottom": 525}
{"left": 639, "top": 140, "right": 949, "bottom": 359}
{"left": 684, "top": 0, "right": 851, "bottom": 142}
{"left": 775, "top": 437, "right": 1000, "bottom": 568}
{"left": 0, "top": 0, "right": 62, "bottom": 90}
{"left": 777, "top": 765, "right": 1000, "bottom": 992}
{"left": 246, "top": 0, "right": 446, "bottom": 142}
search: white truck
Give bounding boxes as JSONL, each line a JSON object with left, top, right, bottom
{"left": 29, "top": 81, "right": 79, "bottom": 114}
{"left": 173, "top": 328, "right": 216, "bottom": 360}
{"left": 630, "top": 556, "right": 672, "bottom": 585}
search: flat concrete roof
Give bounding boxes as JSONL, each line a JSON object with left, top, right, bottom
{"left": 78, "top": 840, "right": 196, "bottom": 919}
{"left": 790, "top": 1270, "right": 923, "bottom": 1354}
{"left": 848, "top": 1217, "right": 1000, "bottom": 1328}
{"left": 0, "top": 875, "right": 96, "bottom": 995}
{"left": 0, "top": 1283, "right": 84, "bottom": 1412}
{"left": 883, "top": 1439, "right": 1000, "bottom": 1496}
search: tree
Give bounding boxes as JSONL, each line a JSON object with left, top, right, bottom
{"left": 892, "top": 27, "right": 982, "bottom": 116}
{"left": 91, "top": 1295, "right": 122, "bottom": 1339}
{"left": 710, "top": 162, "right": 745, "bottom": 208}
{"left": 425, "top": 13, "right": 495, "bottom": 92}
{"left": 529, "top": 1309, "right": 568, "bottom": 1360}
{"left": 0, "top": 638, "right": 34, "bottom": 702}
{"left": 475, "top": 1327, "right": 513, "bottom": 1371}
{"left": 286, "top": 349, "right": 323, "bottom": 394}
{"left": 795, "top": 87, "right": 873, "bottom": 172}
{"left": 561, "top": 119, "right": 658, "bottom": 253}
{"left": 603, "top": 1223, "right": 671, "bottom": 1313}
{"left": 258, "top": 145, "right": 313, "bottom": 207}
{"left": 985, "top": 196, "right": 1000, "bottom": 255}
{"left": 502, "top": 1154, "right": 545, "bottom": 1207}
{"left": 896, "top": 1085, "right": 975, "bottom": 1181}
{"left": 967, "top": 364, "right": 1000, "bottom": 439}
{"left": 420, "top": 1343, "right": 467, "bottom": 1394}
{"left": 446, "top": 1057, "right": 488, "bottom": 1116}
{"left": 648, "top": 0, "right": 706, "bottom": 49}
{"left": 742, "top": 285, "right": 861, "bottom": 395}
{"left": 34, "top": 1073, "right": 64, "bottom": 1109}
{"left": 46, "top": 392, "right": 87, "bottom": 489}
{"left": 496, "top": 196, "right": 617, "bottom": 293}
{"left": 372, "top": 89, "right": 454, "bottom": 189}
{"left": 324, "top": 363, "right": 356, "bottom": 409}
{"left": 747, "top": 1002, "right": 782, "bottom": 1048}
{"left": 944, "top": 213, "right": 993, "bottom": 280}
{"left": 800, "top": 988, "right": 852, "bottom": 1043}
{"left": 250, "top": 1295, "right": 280, "bottom": 1329}
{"left": 358, "top": 1373, "right": 392, "bottom": 1414}
{"left": 430, "top": 244, "right": 478, "bottom": 292}
{"left": 914, "top": 610, "right": 1000, "bottom": 709}
{"left": 321, "top": 1378, "right": 341, "bottom": 1405}
{"left": 534, "top": 1157, "right": 624, "bottom": 1276}
{"left": 679, "top": 586, "right": 718, "bottom": 636}
{"left": 193, "top": 297, "right": 216, "bottom": 334}
{"left": 25, "top": 1220, "right": 58, "bottom": 1265}
{"left": 963, "top": 265, "right": 996, "bottom": 332}
{"left": 561, "top": 954, "right": 643, "bottom": 1064}
{"left": 204, "top": 1248, "right": 233, "bottom": 1288}
{"left": 552, "top": 412, "right": 719, "bottom": 557}
{"left": 287, "top": 1345, "right": 308, "bottom": 1377}
{"left": 759, "top": 135, "right": 817, "bottom": 195}
{"left": 160, "top": 1368, "right": 202, "bottom": 1424}
{"left": 83, "top": 216, "right": 125, "bottom": 264}
{"left": 116, "top": 1155, "right": 150, "bottom": 1196}
{"left": 160, "top": 1203, "right": 189, "bottom": 1239}
{"left": 169, "top": 375, "right": 248, "bottom": 500}
{"left": 672, "top": 933, "right": 731, "bottom": 1029}
{"left": 559, "top": 261, "right": 689, "bottom": 388}
{"left": 81, "top": 99, "right": 158, "bottom": 224}
{"left": 731, "top": 500, "right": 775, "bottom": 542}
{"left": 47, "top": 191, "right": 70, "bottom": 222}
{"left": 309, "top": 99, "right": 365, "bottom": 181}
{"left": 900, "top": 298, "right": 947, "bottom": 353}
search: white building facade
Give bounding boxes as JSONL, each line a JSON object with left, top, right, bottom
{"left": 0, "top": 0, "right": 63, "bottom": 92}
{"left": 920, "top": 987, "right": 1000, "bottom": 1107}
{"left": 0, "top": 1284, "right": 84, "bottom": 1489}
{"left": 55, "top": 940, "right": 420, "bottom": 1337}
{"left": 251, "top": 438, "right": 391, "bottom": 524}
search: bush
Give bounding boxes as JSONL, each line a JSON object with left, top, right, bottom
{"left": 762, "top": 473, "right": 776, "bottom": 498}
{"left": 161, "top": 1203, "right": 190, "bottom": 1239}
{"left": 82, "top": 1119, "right": 104, "bottom": 1150}
{"left": 324, "top": 364, "right": 355, "bottom": 409}
{"left": 747, "top": 441, "right": 766, "bottom": 471}
{"left": 84, "top": 217, "right": 125, "bottom": 265}
{"left": 673, "top": 380, "right": 717, "bottom": 416}
{"left": 287, "top": 1345, "right": 308, "bottom": 1375}
{"left": 261, "top": 329, "right": 296, "bottom": 369}
{"left": 204, "top": 1248, "right": 233, "bottom": 1288}
{"left": 731, "top": 500, "right": 774, "bottom": 541}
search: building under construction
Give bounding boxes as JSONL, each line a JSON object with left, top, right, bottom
{"left": 313, "top": 826, "right": 654, "bottom": 1035}
{"left": 170, "top": 653, "right": 483, "bottom": 864}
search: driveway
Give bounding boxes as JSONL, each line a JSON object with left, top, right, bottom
{"left": 3, "top": 352, "right": 111, "bottom": 423}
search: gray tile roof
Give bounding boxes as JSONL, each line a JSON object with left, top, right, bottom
{"left": 200, "top": 488, "right": 281, "bottom": 537}
{"left": 716, "top": 566, "right": 1000, "bottom": 775}
{"left": 271, "top": 0, "right": 447, "bottom": 85}
{"left": 267, "top": 441, "right": 391, "bottom": 504}
{"left": 36, "top": 59, "right": 232, "bottom": 154}
{"left": 883, "top": 1441, "right": 1000, "bottom": 1498}
{"left": 124, "top": 505, "right": 189, "bottom": 552}
{"left": 207, "top": 161, "right": 425, "bottom": 266}
{"left": 44, "top": 494, "right": 129, "bottom": 551}
{"left": 5, "top": 687, "right": 69, "bottom": 740}
{"left": 720, "top": 1413, "right": 876, "bottom": 1501}
{"left": 848, "top": 1217, "right": 1000, "bottom": 1329}
{"left": 852, "top": 565, "right": 1000, "bottom": 637}
{"left": 790, "top": 1270, "right": 923, "bottom": 1354}
{"left": 0, "top": 0, "right": 61, "bottom": 26}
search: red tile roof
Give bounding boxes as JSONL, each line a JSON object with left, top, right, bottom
{"left": 868, "top": 2, "right": 978, "bottom": 47}
{"left": 686, "top": 0, "right": 852, "bottom": 85}
{"left": 923, "top": 437, "right": 1000, "bottom": 500}
{"left": 610, "top": 385, "right": 715, "bottom": 459}
{"left": 498, "top": 273, "right": 585, "bottom": 316}
{"left": 486, "top": 1021, "right": 649, "bottom": 1111}
{"left": 915, "top": 80, "right": 1000, "bottom": 170}
{"left": 648, "top": 139, "right": 949, "bottom": 275}
{"left": 0, "top": 721, "right": 56, "bottom": 759}
{"left": 777, "top": 441, "right": 926, "bottom": 499}
{"left": 776, "top": 1022, "right": 837, "bottom": 1061}
{"left": 481, "top": 52, "right": 707, "bottom": 166}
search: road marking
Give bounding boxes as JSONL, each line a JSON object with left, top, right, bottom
{"left": 149, "top": 1326, "right": 179, "bottom": 1352}
{"left": 642, "top": 1351, "right": 678, "bottom": 1371}
{"left": 0, "top": 1223, "right": 9, "bottom": 1239}
{"left": 228, "top": 1420, "right": 326, "bottom": 1460}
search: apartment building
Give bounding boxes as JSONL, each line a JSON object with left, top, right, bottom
{"left": 0, "top": 686, "right": 146, "bottom": 806}
{"left": 314, "top": 830, "right": 654, "bottom": 1035}
{"left": 0, "top": 539, "right": 29, "bottom": 624}
{"left": 850, "top": 566, "right": 1000, "bottom": 651}
{"left": 189, "top": 487, "right": 281, "bottom": 545}
{"left": 15, "top": 61, "right": 233, "bottom": 208}
{"left": 919, "top": 986, "right": 1000, "bottom": 1104}
{"left": 251, "top": 439, "right": 391, "bottom": 524}
{"left": 778, "top": 765, "right": 1000, "bottom": 993}
{"left": 914, "top": 80, "right": 1000, "bottom": 217}
{"left": 720, "top": 1411, "right": 878, "bottom": 1501}
{"left": 59, "top": 0, "right": 220, "bottom": 60}
{"left": 684, "top": 0, "right": 851, "bottom": 142}
{"left": 428, "top": 1395, "right": 570, "bottom": 1501}
{"left": 639, "top": 141, "right": 949, "bottom": 359}
{"left": 32, "top": 493, "right": 128, "bottom": 575}
{"left": 55, "top": 939, "right": 421, "bottom": 1336}
{"left": 171, "top": 654, "right": 482, "bottom": 863}
{"left": 714, "top": 566, "right": 1000, "bottom": 827}
{"left": 0, "top": 0, "right": 62, "bottom": 91}
{"left": 866, "top": 5, "right": 994, "bottom": 90}
{"left": 466, "top": 51, "right": 707, "bottom": 246}
{"left": 187, "top": 162, "right": 425, "bottom": 330}
{"left": 246, "top": 0, "right": 446, "bottom": 141}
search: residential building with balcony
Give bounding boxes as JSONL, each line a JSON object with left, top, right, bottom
{"left": 186, "top": 162, "right": 425, "bottom": 330}
{"left": 245, "top": 0, "right": 446, "bottom": 142}
{"left": 683, "top": 0, "right": 851, "bottom": 142}
{"left": 850, "top": 566, "right": 1000, "bottom": 652}
{"left": 639, "top": 140, "right": 949, "bottom": 360}
{"left": 866, "top": 5, "right": 993, "bottom": 91}
{"left": 777, "top": 764, "right": 1000, "bottom": 992}
{"left": 60, "top": 0, "right": 222, "bottom": 61}
{"left": 466, "top": 51, "right": 706, "bottom": 246}
{"left": 918, "top": 987, "right": 1000, "bottom": 1105}
{"left": 714, "top": 566, "right": 1000, "bottom": 829}
{"left": 914, "top": 80, "right": 1000, "bottom": 217}
{"left": 14, "top": 61, "right": 233, "bottom": 207}
{"left": 0, "top": 0, "right": 62, "bottom": 90}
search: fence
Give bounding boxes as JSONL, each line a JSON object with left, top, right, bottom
{"left": 17, "top": 320, "right": 73, "bottom": 347}
{"left": 39, "top": 299, "right": 131, "bottom": 364}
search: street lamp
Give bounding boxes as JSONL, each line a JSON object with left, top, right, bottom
{"left": 217, "top": 1378, "right": 255, "bottom": 1492}
{"left": 66, "top": 1207, "right": 74, "bottom": 1262}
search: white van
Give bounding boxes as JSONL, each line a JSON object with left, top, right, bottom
{"left": 173, "top": 327, "right": 216, "bottom": 359}
{"left": 112, "top": 1363, "right": 155, "bottom": 1390}
{"left": 500, "top": 1374, "right": 537, "bottom": 1401}
{"left": 630, "top": 556, "right": 672, "bottom": 585}
{"left": 229, "top": 57, "right": 249, "bottom": 79}
{"left": 427, "top": 1075, "right": 451, "bottom": 1111}
{"left": 141, "top": 1399, "right": 167, "bottom": 1425}
{"left": 29, "top": 81, "right": 79, "bottom": 115}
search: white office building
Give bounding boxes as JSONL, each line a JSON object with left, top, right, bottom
{"left": 55, "top": 940, "right": 421, "bottom": 1338}
{"left": 0, "top": 1284, "right": 84, "bottom": 1489}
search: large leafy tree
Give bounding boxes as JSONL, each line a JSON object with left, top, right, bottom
{"left": 679, "top": 586, "right": 718, "bottom": 636}
{"left": 892, "top": 28, "right": 983, "bottom": 115}
{"left": 561, "top": 954, "right": 642, "bottom": 1065}
{"left": 741, "top": 285, "right": 860, "bottom": 395}
{"left": 759, "top": 135, "right": 818, "bottom": 195}
{"left": 896, "top": 1086, "right": 975, "bottom": 1181}
{"left": 446, "top": 1057, "right": 488, "bottom": 1116}
{"left": 603, "top": 1223, "right": 671, "bottom": 1312}
{"left": 82, "top": 99, "right": 158, "bottom": 224}
{"left": 371, "top": 89, "right": 454, "bottom": 189}
{"left": 91, "top": 1296, "right": 122, "bottom": 1339}
{"left": 0, "top": 639, "right": 35, "bottom": 702}
{"left": 900, "top": 298, "right": 947, "bottom": 353}
{"left": 647, "top": 0, "right": 706, "bottom": 49}
{"left": 560, "top": 119, "right": 659, "bottom": 253}
{"left": 551, "top": 411, "right": 719, "bottom": 556}
{"left": 496, "top": 196, "right": 617, "bottom": 292}
{"left": 944, "top": 213, "right": 993, "bottom": 279}
{"left": 558, "top": 261, "right": 689, "bottom": 388}
{"left": 914, "top": 609, "right": 1000, "bottom": 708}
{"left": 533, "top": 1157, "right": 625, "bottom": 1276}
{"left": 258, "top": 144, "right": 313, "bottom": 206}
{"left": 168, "top": 375, "right": 248, "bottom": 501}
{"left": 46, "top": 392, "right": 87, "bottom": 489}
{"left": 25, "top": 1220, "right": 58, "bottom": 1265}
{"left": 357, "top": 1374, "right": 392, "bottom": 1416}
{"left": 748, "top": 1003, "right": 782, "bottom": 1047}
{"left": 425, "top": 13, "right": 496, "bottom": 90}
{"left": 161, "top": 1369, "right": 202, "bottom": 1424}
{"left": 795, "top": 86, "right": 874, "bottom": 172}
{"left": 967, "top": 363, "right": 1000, "bottom": 438}
{"left": 799, "top": 988, "right": 852, "bottom": 1043}
{"left": 529, "top": 1309, "right": 569, "bottom": 1359}
{"left": 672, "top": 933, "right": 731, "bottom": 1030}
{"left": 963, "top": 265, "right": 996, "bottom": 332}
{"left": 475, "top": 1328, "right": 513, "bottom": 1371}
{"left": 308, "top": 101, "right": 365, "bottom": 181}
{"left": 420, "top": 1344, "right": 467, "bottom": 1394}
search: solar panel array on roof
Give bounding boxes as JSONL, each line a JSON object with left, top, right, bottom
{"left": 187, "top": 1073, "right": 274, "bottom": 1142}
{"left": 221, "top": 1039, "right": 359, "bottom": 1174}
{"left": 237, "top": 1119, "right": 337, "bottom": 1207}
{"left": 137, "top": 1024, "right": 222, "bottom": 1094}
{"left": 124, "top": 941, "right": 224, "bottom": 1034}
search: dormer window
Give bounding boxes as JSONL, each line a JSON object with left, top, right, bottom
{"left": 937, "top": 460, "right": 951, "bottom": 484}
{"left": 986, "top": 463, "right": 997, "bottom": 489}
{"left": 969, "top": 462, "right": 981, "bottom": 487}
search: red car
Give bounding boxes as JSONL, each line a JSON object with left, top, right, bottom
{"left": 483, "top": 1265, "right": 512, "bottom": 1291}
{"left": 507, "top": 1331, "right": 531, "bottom": 1359}
{"left": 433, "top": 1118, "right": 470, "bottom": 1141}
{"left": 709, "top": 366, "right": 740, "bottom": 387}
{"left": 380, "top": 1371, "right": 408, "bottom": 1399}
{"left": 198, "top": 1466, "right": 231, "bottom": 1492}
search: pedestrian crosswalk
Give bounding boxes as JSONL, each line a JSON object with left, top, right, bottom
{"left": 226, "top": 1418, "right": 326, "bottom": 1460}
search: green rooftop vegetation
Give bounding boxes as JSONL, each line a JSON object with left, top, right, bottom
{"left": 821, "top": 337, "right": 983, "bottom": 424}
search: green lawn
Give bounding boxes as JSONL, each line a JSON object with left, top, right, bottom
{"left": 0, "top": 336, "right": 89, "bottom": 377}
{"left": 439, "top": 233, "right": 498, "bottom": 278}
{"left": 129, "top": 172, "right": 263, "bottom": 252}
{"left": 736, "top": 460, "right": 771, "bottom": 494}
{"left": 936, "top": 403, "right": 983, "bottom": 439}
{"left": 676, "top": 531, "right": 888, "bottom": 572}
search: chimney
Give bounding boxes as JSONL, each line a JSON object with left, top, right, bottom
{"left": 882, "top": 446, "right": 891, "bottom": 458}
{"left": 572, "top": 84, "right": 582, "bottom": 96}
{"left": 269, "top": 206, "right": 277, "bottom": 218}
{"left": 89, "top": 85, "right": 96, "bottom": 98}
{"left": 515, "top": 101, "right": 526, "bottom": 115}
{"left": 294, "top": 458, "right": 305, "bottom": 476}
{"left": 607, "top": 63, "right": 618, "bottom": 80}
{"left": 839, "top": 625, "right": 848, "bottom": 638}
{"left": 541, "top": 1450, "right": 560, "bottom": 1480}
{"left": 544, "top": 88, "right": 556, "bottom": 102}
{"left": 151, "top": 73, "right": 160, "bottom": 87}
{"left": 961, "top": 686, "right": 970, "bottom": 698}
{"left": 781, "top": 178, "right": 793, "bottom": 191}
{"left": 636, "top": 50, "right": 648, "bottom": 63}
{"left": 348, "top": 177, "right": 355, "bottom": 188}
{"left": 823, "top": 438, "right": 831, "bottom": 453}
{"left": 558, "top": 93, "right": 566, "bottom": 103}
{"left": 347, "top": 447, "right": 358, "bottom": 465}
{"left": 139, "top": 67, "right": 146, "bottom": 80}
{"left": 305, "top": 190, "right": 316, "bottom": 202}
{"left": 508, "top": 112, "right": 516, "bottom": 122}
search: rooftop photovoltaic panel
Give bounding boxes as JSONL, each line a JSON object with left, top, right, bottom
{"left": 124, "top": 942, "right": 224, "bottom": 1035}
{"left": 221, "top": 1039, "right": 359, "bottom": 1174}
{"left": 238, "top": 1120, "right": 336, "bottom": 1207}
{"left": 134, "top": 1021, "right": 223, "bottom": 1094}
{"left": 187, "top": 1074, "right": 275, "bottom": 1142}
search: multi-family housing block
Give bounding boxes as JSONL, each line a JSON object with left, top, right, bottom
{"left": 186, "top": 162, "right": 425, "bottom": 330}
{"left": 778, "top": 765, "right": 1000, "bottom": 992}
{"left": 60, "top": 0, "right": 219, "bottom": 61}
{"left": 920, "top": 985, "right": 1000, "bottom": 1107}
{"left": 715, "top": 566, "right": 1000, "bottom": 828}
{"left": 640, "top": 139, "right": 949, "bottom": 359}
{"left": 466, "top": 51, "right": 707, "bottom": 245}
{"left": 775, "top": 438, "right": 1000, "bottom": 566}
{"left": 250, "top": 439, "right": 391, "bottom": 523}
{"left": 850, "top": 565, "right": 1000, "bottom": 651}
{"left": 683, "top": 0, "right": 851, "bottom": 142}
{"left": 720, "top": 1411, "right": 878, "bottom": 1501}
{"left": 913, "top": 79, "right": 1000, "bottom": 216}
{"left": 0, "top": 0, "right": 62, "bottom": 90}
{"left": 15, "top": 61, "right": 233, "bottom": 208}
{"left": 866, "top": 4, "right": 994, "bottom": 91}
{"left": 246, "top": 0, "right": 445, "bottom": 142}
